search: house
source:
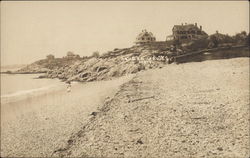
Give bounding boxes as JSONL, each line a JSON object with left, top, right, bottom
{"left": 65, "top": 51, "right": 80, "bottom": 59}
{"left": 46, "top": 54, "right": 55, "bottom": 60}
{"left": 172, "top": 23, "right": 208, "bottom": 42}
{"left": 135, "top": 29, "right": 156, "bottom": 45}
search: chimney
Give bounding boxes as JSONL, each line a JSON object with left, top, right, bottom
{"left": 216, "top": 30, "right": 219, "bottom": 34}
{"left": 181, "top": 23, "right": 183, "bottom": 25}
{"left": 195, "top": 23, "right": 197, "bottom": 26}
{"left": 200, "top": 25, "right": 202, "bottom": 31}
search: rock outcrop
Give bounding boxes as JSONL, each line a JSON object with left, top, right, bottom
{"left": 16, "top": 58, "right": 82, "bottom": 74}
{"left": 42, "top": 44, "right": 172, "bottom": 82}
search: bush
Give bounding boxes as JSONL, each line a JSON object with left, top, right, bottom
{"left": 92, "top": 51, "right": 100, "bottom": 58}
{"left": 184, "top": 38, "right": 210, "bottom": 50}
{"left": 209, "top": 35, "right": 219, "bottom": 48}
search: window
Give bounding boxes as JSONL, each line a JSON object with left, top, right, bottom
{"left": 148, "top": 38, "right": 150, "bottom": 40}
{"left": 142, "top": 38, "right": 144, "bottom": 40}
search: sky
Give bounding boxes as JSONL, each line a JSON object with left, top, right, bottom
{"left": 1, "top": 1, "right": 249, "bottom": 65}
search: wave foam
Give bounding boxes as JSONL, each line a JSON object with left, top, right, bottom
{"left": 1, "top": 85, "right": 57, "bottom": 99}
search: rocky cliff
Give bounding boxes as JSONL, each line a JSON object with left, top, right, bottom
{"left": 40, "top": 44, "right": 171, "bottom": 82}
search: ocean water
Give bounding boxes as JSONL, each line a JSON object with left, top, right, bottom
{"left": 1, "top": 74, "right": 65, "bottom": 104}
{"left": 1, "top": 73, "right": 134, "bottom": 156}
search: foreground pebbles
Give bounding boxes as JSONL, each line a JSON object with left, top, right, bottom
{"left": 54, "top": 58, "right": 249, "bottom": 158}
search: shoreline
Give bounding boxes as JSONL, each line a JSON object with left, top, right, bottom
{"left": 0, "top": 71, "right": 47, "bottom": 74}
{"left": 1, "top": 74, "right": 134, "bottom": 157}
{"left": 53, "top": 57, "right": 249, "bottom": 157}
{"left": 1, "top": 73, "right": 64, "bottom": 105}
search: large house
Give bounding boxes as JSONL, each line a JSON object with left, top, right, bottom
{"left": 172, "top": 23, "right": 207, "bottom": 41}
{"left": 135, "top": 29, "right": 156, "bottom": 45}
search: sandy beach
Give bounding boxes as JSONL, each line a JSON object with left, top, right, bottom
{"left": 53, "top": 58, "right": 249, "bottom": 157}
{"left": 1, "top": 74, "right": 134, "bottom": 157}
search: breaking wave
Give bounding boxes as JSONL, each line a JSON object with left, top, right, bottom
{"left": 1, "top": 85, "right": 56, "bottom": 98}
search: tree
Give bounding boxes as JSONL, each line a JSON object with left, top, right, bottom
{"left": 241, "top": 31, "right": 247, "bottom": 36}
{"left": 223, "top": 34, "right": 234, "bottom": 43}
{"left": 233, "top": 31, "right": 248, "bottom": 44}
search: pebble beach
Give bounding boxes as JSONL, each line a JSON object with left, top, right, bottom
{"left": 1, "top": 58, "right": 249, "bottom": 157}
{"left": 54, "top": 58, "right": 249, "bottom": 158}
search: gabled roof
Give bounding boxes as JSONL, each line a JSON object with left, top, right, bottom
{"left": 173, "top": 24, "right": 200, "bottom": 31}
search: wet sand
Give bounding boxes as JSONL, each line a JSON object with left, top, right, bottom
{"left": 54, "top": 58, "right": 249, "bottom": 157}
{"left": 1, "top": 74, "right": 134, "bottom": 157}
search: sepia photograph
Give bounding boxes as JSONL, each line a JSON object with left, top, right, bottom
{"left": 1, "top": 1, "right": 249, "bottom": 157}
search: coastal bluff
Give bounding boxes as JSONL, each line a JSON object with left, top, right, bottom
{"left": 17, "top": 43, "right": 171, "bottom": 81}
{"left": 16, "top": 43, "right": 249, "bottom": 83}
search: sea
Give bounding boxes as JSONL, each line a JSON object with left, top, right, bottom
{"left": 1, "top": 72, "right": 133, "bottom": 123}
{"left": 1, "top": 72, "right": 134, "bottom": 156}
{"left": 1, "top": 73, "right": 65, "bottom": 104}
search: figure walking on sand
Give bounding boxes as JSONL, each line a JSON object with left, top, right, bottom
{"left": 66, "top": 81, "right": 71, "bottom": 93}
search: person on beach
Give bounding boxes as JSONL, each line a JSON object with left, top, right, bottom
{"left": 66, "top": 81, "right": 71, "bottom": 93}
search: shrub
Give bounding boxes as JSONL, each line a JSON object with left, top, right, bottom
{"left": 92, "top": 51, "right": 100, "bottom": 58}
{"left": 209, "top": 35, "right": 219, "bottom": 48}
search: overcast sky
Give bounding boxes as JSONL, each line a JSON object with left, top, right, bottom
{"left": 1, "top": 1, "right": 249, "bottom": 65}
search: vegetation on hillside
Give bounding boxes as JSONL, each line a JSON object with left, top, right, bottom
{"left": 174, "top": 31, "right": 249, "bottom": 52}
